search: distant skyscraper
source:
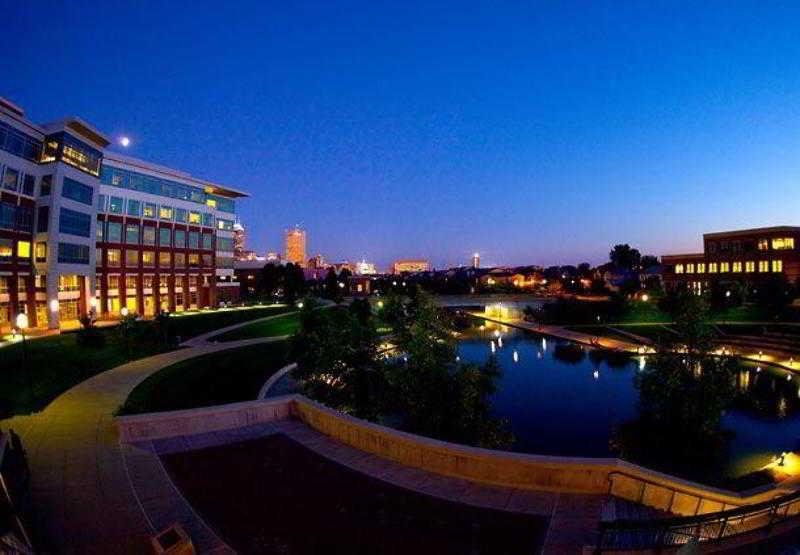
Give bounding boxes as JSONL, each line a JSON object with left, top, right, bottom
{"left": 308, "top": 253, "right": 327, "bottom": 269}
{"left": 472, "top": 252, "right": 480, "bottom": 269}
{"left": 233, "top": 222, "right": 246, "bottom": 260}
{"left": 285, "top": 227, "right": 307, "bottom": 267}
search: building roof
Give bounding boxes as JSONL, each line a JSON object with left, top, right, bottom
{"left": 703, "top": 226, "right": 800, "bottom": 239}
{"left": 41, "top": 117, "right": 111, "bottom": 148}
{"left": 660, "top": 253, "right": 705, "bottom": 263}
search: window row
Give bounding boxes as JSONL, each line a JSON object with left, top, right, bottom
{"left": 0, "top": 238, "right": 31, "bottom": 261}
{"left": 675, "top": 260, "right": 784, "bottom": 274}
{"left": 99, "top": 249, "right": 213, "bottom": 268}
{"left": 97, "top": 194, "right": 218, "bottom": 226}
{"left": 57, "top": 242, "right": 90, "bottom": 264}
{"left": 1, "top": 165, "right": 36, "bottom": 196}
{"left": 0, "top": 202, "right": 34, "bottom": 232}
{"left": 100, "top": 274, "right": 207, "bottom": 289}
{"left": 100, "top": 166, "right": 235, "bottom": 213}
{"left": 97, "top": 220, "right": 214, "bottom": 249}
{"left": 0, "top": 120, "right": 43, "bottom": 162}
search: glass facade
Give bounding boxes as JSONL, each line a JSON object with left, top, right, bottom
{"left": 100, "top": 166, "right": 235, "bottom": 213}
{"left": 57, "top": 243, "right": 90, "bottom": 264}
{"left": 62, "top": 177, "right": 94, "bottom": 205}
{"left": 0, "top": 120, "right": 43, "bottom": 162}
{"left": 58, "top": 208, "right": 92, "bottom": 237}
{"left": 42, "top": 132, "right": 103, "bottom": 176}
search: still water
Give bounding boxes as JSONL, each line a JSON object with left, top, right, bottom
{"left": 458, "top": 319, "right": 800, "bottom": 480}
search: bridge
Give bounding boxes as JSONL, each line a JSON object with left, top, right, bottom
{"left": 430, "top": 294, "right": 550, "bottom": 311}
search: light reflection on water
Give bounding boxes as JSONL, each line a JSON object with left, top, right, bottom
{"left": 457, "top": 319, "right": 800, "bottom": 479}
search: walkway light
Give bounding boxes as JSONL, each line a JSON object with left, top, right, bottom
{"left": 50, "top": 299, "right": 59, "bottom": 312}
{"left": 121, "top": 307, "right": 129, "bottom": 317}
{"left": 641, "top": 294, "right": 649, "bottom": 302}
{"left": 377, "top": 300, "right": 384, "bottom": 308}
{"left": 297, "top": 301, "right": 304, "bottom": 308}
{"left": 16, "top": 313, "right": 28, "bottom": 330}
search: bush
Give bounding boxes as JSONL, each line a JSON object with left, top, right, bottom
{"left": 76, "top": 315, "right": 106, "bottom": 348}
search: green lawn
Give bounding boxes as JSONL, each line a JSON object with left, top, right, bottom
{"left": 211, "top": 312, "right": 301, "bottom": 342}
{"left": 166, "top": 305, "right": 294, "bottom": 339}
{"left": 615, "top": 301, "right": 671, "bottom": 324}
{"left": 0, "top": 305, "right": 295, "bottom": 419}
{"left": 118, "top": 342, "right": 292, "bottom": 415}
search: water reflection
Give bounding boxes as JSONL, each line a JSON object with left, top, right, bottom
{"left": 456, "top": 319, "right": 800, "bottom": 484}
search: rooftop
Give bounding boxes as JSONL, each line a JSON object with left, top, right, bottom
{"left": 704, "top": 226, "right": 800, "bottom": 239}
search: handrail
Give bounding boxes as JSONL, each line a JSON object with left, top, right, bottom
{"left": 596, "top": 484, "right": 800, "bottom": 551}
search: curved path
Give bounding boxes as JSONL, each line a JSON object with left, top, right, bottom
{"left": 0, "top": 312, "right": 294, "bottom": 554}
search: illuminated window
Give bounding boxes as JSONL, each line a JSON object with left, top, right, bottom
{"left": 772, "top": 237, "right": 795, "bottom": 250}
{"left": 758, "top": 260, "right": 769, "bottom": 272}
{"left": 188, "top": 211, "right": 201, "bottom": 224}
{"left": 143, "top": 203, "right": 156, "bottom": 218}
{"left": 732, "top": 261, "right": 742, "bottom": 273}
{"left": 142, "top": 251, "right": 155, "bottom": 267}
{"left": 126, "top": 276, "right": 137, "bottom": 289}
{"left": 143, "top": 275, "right": 154, "bottom": 288}
{"left": 758, "top": 239, "right": 769, "bottom": 251}
{"left": 125, "top": 250, "right": 139, "bottom": 267}
{"left": 108, "top": 275, "right": 119, "bottom": 290}
{"left": 107, "top": 249, "right": 121, "bottom": 267}
{"left": 188, "top": 253, "right": 200, "bottom": 267}
{"left": 159, "top": 252, "right": 171, "bottom": 267}
{"left": 159, "top": 275, "right": 168, "bottom": 287}
{"left": 720, "top": 262, "right": 729, "bottom": 273}
{"left": 708, "top": 263, "right": 718, "bottom": 273}
{"left": 35, "top": 241, "right": 47, "bottom": 262}
{"left": 174, "top": 253, "right": 186, "bottom": 267}
{"left": 745, "top": 261, "right": 755, "bottom": 273}
{"left": 17, "top": 240, "right": 31, "bottom": 258}
{"left": 206, "top": 198, "right": 217, "bottom": 209}
{"left": 772, "top": 259, "right": 783, "bottom": 273}
{"left": 696, "top": 263, "right": 706, "bottom": 274}
{"left": 675, "top": 264, "right": 684, "bottom": 274}
{"left": 0, "top": 238, "right": 14, "bottom": 260}
{"left": 686, "top": 264, "right": 695, "bottom": 274}
{"left": 159, "top": 206, "right": 173, "bottom": 220}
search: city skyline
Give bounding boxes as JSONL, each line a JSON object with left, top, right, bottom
{"left": 6, "top": 3, "right": 800, "bottom": 268}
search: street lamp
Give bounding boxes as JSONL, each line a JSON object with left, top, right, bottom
{"left": 16, "top": 313, "right": 31, "bottom": 397}
{"left": 121, "top": 306, "right": 129, "bottom": 317}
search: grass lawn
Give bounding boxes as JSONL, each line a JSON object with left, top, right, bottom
{"left": 615, "top": 301, "right": 671, "bottom": 324}
{"left": 166, "top": 305, "right": 294, "bottom": 339}
{"left": 211, "top": 312, "right": 301, "bottom": 342}
{"left": 0, "top": 306, "right": 295, "bottom": 419}
{"left": 118, "top": 342, "right": 291, "bottom": 415}
{"left": 711, "top": 305, "right": 774, "bottom": 322}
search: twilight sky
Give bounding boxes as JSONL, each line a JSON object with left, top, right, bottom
{"left": 6, "top": 2, "right": 800, "bottom": 269}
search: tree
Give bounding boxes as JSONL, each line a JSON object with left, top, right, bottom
{"left": 283, "top": 263, "right": 307, "bottom": 303}
{"left": 640, "top": 255, "right": 659, "bottom": 269}
{"left": 323, "top": 268, "right": 342, "bottom": 302}
{"left": 609, "top": 244, "right": 642, "bottom": 270}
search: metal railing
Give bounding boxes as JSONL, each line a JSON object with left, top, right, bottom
{"left": 596, "top": 487, "right": 800, "bottom": 551}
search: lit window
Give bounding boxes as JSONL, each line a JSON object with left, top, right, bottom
{"left": 159, "top": 206, "right": 173, "bottom": 220}
{"left": 159, "top": 252, "right": 171, "bottom": 267}
{"left": 772, "top": 237, "right": 795, "bottom": 250}
{"left": 189, "top": 212, "right": 201, "bottom": 224}
{"left": 732, "top": 261, "right": 742, "bottom": 273}
{"left": 17, "top": 241, "right": 31, "bottom": 258}
{"left": 35, "top": 242, "right": 47, "bottom": 262}
{"left": 758, "top": 239, "right": 769, "bottom": 251}
{"left": 188, "top": 253, "right": 200, "bottom": 267}
{"left": 174, "top": 253, "right": 186, "bottom": 267}
{"left": 696, "top": 263, "right": 706, "bottom": 274}
{"left": 107, "top": 249, "right": 121, "bottom": 267}
{"left": 719, "top": 262, "right": 729, "bottom": 273}
{"left": 675, "top": 264, "right": 684, "bottom": 274}
{"left": 686, "top": 264, "right": 695, "bottom": 273}
{"left": 143, "top": 203, "right": 156, "bottom": 218}
{"left": 758, "top": 260, "right": 769, "bottom": 272}
{"left": 142, "top": 251, "right": 155, "bottom": 266}
{"left": 772, "top": 259, "right": 783, "bottom": 273}
{"left": 126, "top": 276, "right": 137, "bottom": 289}
{"left": 708, "top": 263, "right": 718, "bottom": 273}
{"left": 206, "top": 198, "right": 217, "bottom": 208}
{"left": 745, "top": 261, "right": 755, "bottom": 273}
{"left": 125, "top": 250, "right": 139, "bottom": 267}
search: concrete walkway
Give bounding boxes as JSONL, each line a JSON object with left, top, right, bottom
{"left": 0, "top": 317, "right": 290, "bottom": 553}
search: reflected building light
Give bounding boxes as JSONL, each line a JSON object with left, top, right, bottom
{"left": 455, "top": 356, "right": 460, "bottom": 362}
{"left": 498, "top": 336, "right": 503, "bottom": 348}
{"left": 490, "top": 340, "right": 496, "bottom": 354}
{"left": 494, "top": 330, "right": 501, "bottom": 337}
{"left": 513, "top": 350, "right": 519, "bottom": 363}
{"left": 542, "top": 338, "right": 547, "bottom": 350}
{"left": 537, "top": 351, "right": 543, "bottom": 360}
{"left": 593, "top": 369, "right": 599, "bottom": 380}
{"left": 639, "top": 356, "right": 646, "bottom": 371}
{"left": 756, "top": 366, "right": 762, "bottom": 373}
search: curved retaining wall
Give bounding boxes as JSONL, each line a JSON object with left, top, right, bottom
{"left": 117, "top": 394, "right": 792, "bottom": 517}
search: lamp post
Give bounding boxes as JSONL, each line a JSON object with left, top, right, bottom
{"left": 16, "top": 313, "right": 30, "bottom": 399}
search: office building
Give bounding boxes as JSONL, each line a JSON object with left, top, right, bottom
{"left": 391, "top": 259, "right": 431, "bottom": 274}
{"left": 472, "top": 252, "right": 480, "bottom": 269}
{"left": 0, "top": 97, "right": 247, "bottom": 331}
{"left": 662, "top": 226, "right": 800, "bottom": 293}
{"left": 285, "top": 227, "right": 306, "bottom": 267}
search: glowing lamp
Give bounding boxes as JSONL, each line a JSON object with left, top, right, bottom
{"left": 15, "top": 313, "right": 28, "bottom": 329}
{"left": 297, "top": 302, "right": 304, "bottom": 308}
{"left": 50, "top": 299, "right": 59, "bottom": 312}
{"left": 641, "top": 294, "right": 649, "bottom": 302}
{"left": 121, "top": 307, "right": 129, "bottom": 317}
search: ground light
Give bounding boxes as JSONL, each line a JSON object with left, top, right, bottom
{"left": 16, "top": 313, "right": 30, "bottom": 395}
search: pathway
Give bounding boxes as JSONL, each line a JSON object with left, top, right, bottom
{"left": 0, "top": 312, "right": 294, "bottom": 553}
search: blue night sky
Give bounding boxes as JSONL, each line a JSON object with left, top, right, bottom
{"left": 6, "top": 2, "right": 800, "bottom": 269}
